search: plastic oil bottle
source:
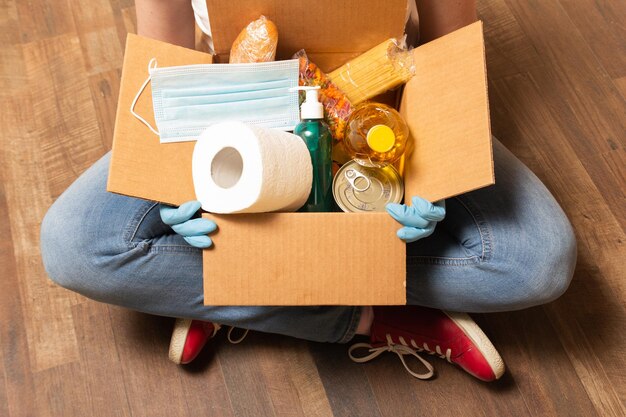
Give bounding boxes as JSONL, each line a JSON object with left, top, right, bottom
{"left": 342, "top": 102, "right": 409, "bottom": 168}
{"left": 291, "top": 86, "right": 333, "bottom": 212}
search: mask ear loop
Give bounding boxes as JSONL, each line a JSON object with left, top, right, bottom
{"left": 130, "top": 58, "right": 160, "bottom": 136}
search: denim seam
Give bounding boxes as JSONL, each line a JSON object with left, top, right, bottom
{"left": 337, "top": 306, "right": 361, "bottom": 344}
{"left": 457, "top": 194, "right": 493, "bottom": 262}
{"left": 122, "top": 201, "right": 156, "bottom": 247}
{"left": 406, "top": 255, "right": 482, "bottom": 266}
{"left": 123, "top": 201, "right": 200, "bottom": 253}
{"left": 406, "top": 195, "right": 493, "bottom": 266}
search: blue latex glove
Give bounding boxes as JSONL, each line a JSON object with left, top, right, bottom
{"left": 386, "top": 196, "right": 446, "bottom": 243}
{"left": 159, "top": 200, "right": 217, "bottom": 249}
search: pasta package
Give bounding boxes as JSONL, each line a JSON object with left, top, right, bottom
{"left": 295, "top": 50, "right": 353, "bottom": 142}
{"left": 229, "top": 16, "right": 278, "bottom": 63}
{"left": 327, "top": 38, "right": 415, "bottom": 105}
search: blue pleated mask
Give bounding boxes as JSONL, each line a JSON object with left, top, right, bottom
{"left": 131, "top": 58, "right": 301, "bottom": 143}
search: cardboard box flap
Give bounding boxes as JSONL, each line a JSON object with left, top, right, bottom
{"left": 206, "top": 0, "right": 408, "bottom": 69}
{"left": 400, "top": 21, "right": 494, "bottom": 203}
{"left": 203, "top": 212, "right": 406, "bottom": 305}
{"left": 108, "top": 34, "right": 213, "bottom": 206}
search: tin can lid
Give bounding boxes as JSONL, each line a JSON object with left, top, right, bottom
{"left": 332, "top": 161, "right": 404, "bottom": 213}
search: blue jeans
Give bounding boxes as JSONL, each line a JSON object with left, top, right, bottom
{"left": 40, "top": 138, "right": 576, "bottom": 344}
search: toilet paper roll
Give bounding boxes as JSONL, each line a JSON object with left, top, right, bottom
{"left": 192, "top": 121, "right": 313, "bottom": 213}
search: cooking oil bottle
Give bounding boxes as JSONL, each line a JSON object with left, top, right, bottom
{"left": 342, "top": 102, "right": 409, "bottom": 168}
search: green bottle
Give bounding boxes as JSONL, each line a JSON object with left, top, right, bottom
{"left": 292, "top": 86, "right": 333, "bottom": 212}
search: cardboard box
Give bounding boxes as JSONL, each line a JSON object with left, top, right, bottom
{"left": 206, "top": 0, "right": 408, "bottom": 71}
{"left": 108, "top": 4, "right": 493, "bottom": 305}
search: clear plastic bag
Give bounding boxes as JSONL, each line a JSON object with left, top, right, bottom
{"left": 327, "top": 37, "right": 415, "bottom": 105}
{"left": 229, "top": 16, "right": 278, "bottom": 63}
{"left": 294, "top": 49, "right": 353, "bottom": 142}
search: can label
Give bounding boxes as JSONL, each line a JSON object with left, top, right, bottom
{"left": 332, "top": 161, "right": 404, "bottom": 212}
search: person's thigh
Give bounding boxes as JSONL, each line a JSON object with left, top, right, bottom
{"left": 404, "top": 138, "right": 577, "bottom": 312}
{"left": 40, "top": 152, "right": 359, "bottom": 343}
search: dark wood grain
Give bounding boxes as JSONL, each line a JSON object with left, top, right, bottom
{"left": 107, "top": 309, "right": 193, "bottom": 417}
{"left": 309, "top": 341, "right": 384, "bottom": 417}
{"left": 0, "top": 169, "right": 38, "bottom": 417}
{"left": 71, "top": 303, "right": 132, "bottom": 417}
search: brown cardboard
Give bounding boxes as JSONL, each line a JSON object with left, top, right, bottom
{"left": 400, "top": 21, "right": 493, "bottom": 203}
{"left": 203, "top": 213, "right": 406, "bottom": 305}
{"left": 107, "top": 34, "right": 213, "bottom": 206}
{"left": 107, "top": 21, "right": 494, "bottom": 305}
{"left": 205, "top": 0, "right": 408, "bottom": 71}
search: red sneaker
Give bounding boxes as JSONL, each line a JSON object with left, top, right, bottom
{"left": 168, "top": 319, "right": 221, "bottom": 365}
{"left": 348, "top": 306, "right": 505, "bottom": 381}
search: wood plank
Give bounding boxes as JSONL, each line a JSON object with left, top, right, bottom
{"left": 253, "top": 334, "right": 334, "bottom": 417}
{"left": 0, "top": 171, "right": 38, "bottom": 417}
{"left": 545, "top": 291, "right": 626, "bottom": 417}
{"left": 500, "top": 0, "right": 626, "bottom": 229}
{"left": 490, "top": 71, "right": 626, "bottom": 417}
{"left": 68, "top": 0, "right": 123, "bottom": 75}
{"left": 309, "top": 341, "right": 383, "bottom": 417}
{"left": 121, "top": 7, "right": 137, "bottom": 38}
{"left": 71, "top": 303, "right": 132, "bottom": 417}
{"left": 0, "top": 0, "right": 21, "bottom": 45}
{"left": 16, "top": 0, "right": 76, "bottom": 42}
{"left": 22, "top": 34, "right": 107, "bottom": 199}
{"left": 249, "top": 335, "right": 307, "bottom": 417}
{"left": 77, "top": 28, "right": 124, "bottom": 76}
{"left": 175, "top": 335, "right": 236, "bottom": 417}
{"left": 89, "top": 69, "right": 121, "bottom": 150}
{"left": 107, "top": 0, "right": 134, "bottom": 49}
{"left": 217, "top": 332, "right": 278, "bottom": 417}
{"left": 33, "top": 362, "right": 92, "bottom": 417}
{"left": 558, "top": 0, "right": 626, "bottom": 79}
{"left": 0, "top": 348, "right": 8, "bottom": 417}
{"left": 614, "top": 76, "right": 626, "bottom": 102}
{"left": 107, "top": 309, "right": 192, "bottom": 417}
{"left": 476, "top": 0, "right": 544, "bottom": 80}
{"left": 0, "top": 93, "right": 82, "bottom": 372}
{"left": 0, "top": 45, "right": 28, "bottom": 96}
{"left": 484, "top": 309, "right": 599, "bottom": 416}
{"left": 275, "top": 341, "right": 334, "bottom": 417}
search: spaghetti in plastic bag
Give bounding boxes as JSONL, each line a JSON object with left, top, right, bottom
{"left": 327, "top": 37, "right": 415, "bottom": 105}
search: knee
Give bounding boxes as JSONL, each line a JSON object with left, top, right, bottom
{"left": 508, "top": 213, "right": 577, "bottom": 309}
{"left": 40, "top": 197, "right": 87, "bottom": 292}
{"left": 39, "top": 193, "right": 120, "bottom": 301}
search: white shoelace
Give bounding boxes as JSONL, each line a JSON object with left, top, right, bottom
{"left": 348, "top": 334, "right": 453, "bottom": 380}
{"left": 227, "top": 326, "right": 249, "bottom": 344}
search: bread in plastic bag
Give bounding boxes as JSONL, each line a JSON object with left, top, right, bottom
{"left": 229, "top": 15, "right": 278, "bottom": 63}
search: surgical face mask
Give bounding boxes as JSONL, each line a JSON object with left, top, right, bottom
{"left": 131, "top": 58, "right": 301, "bottom": 143}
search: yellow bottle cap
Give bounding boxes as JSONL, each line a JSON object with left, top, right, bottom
{"left": 366, "top": 124, "right": 396, "bottom": 153}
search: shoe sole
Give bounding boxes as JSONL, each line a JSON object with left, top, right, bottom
{"left": 444, "top": 311, "right": 505, "bottom": 380}
{"left": 168, "top": 318, "right": 192, "bottom": 364}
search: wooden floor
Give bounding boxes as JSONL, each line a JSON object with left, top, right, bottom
{"left": 1, "top": 0, "right": 625, "bottom": 416}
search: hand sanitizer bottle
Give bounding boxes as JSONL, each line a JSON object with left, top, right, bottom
{"left": 291, "top": 86, "right": 333, "bottom": 212}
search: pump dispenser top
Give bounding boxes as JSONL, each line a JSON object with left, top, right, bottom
{"left": 290, "top": 86, "right": 324, "bottom": 119}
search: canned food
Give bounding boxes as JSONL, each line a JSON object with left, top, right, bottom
{"left": 332, "top": 160, "right": 404, "bottom": 212}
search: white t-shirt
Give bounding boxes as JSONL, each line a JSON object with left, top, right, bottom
{"left": 191, "top": 0, "right": 420, "bottom": 54}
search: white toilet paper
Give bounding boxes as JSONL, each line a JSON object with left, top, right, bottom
{"left": 192, "top": 121, "right": 313, "bottom": 213}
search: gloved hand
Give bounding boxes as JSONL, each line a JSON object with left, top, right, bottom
{"left": 386, "top": 196, "right": 446, "bottom": 243}
{"left": 159, "top": 200, "right": 217, "bottom": 249}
